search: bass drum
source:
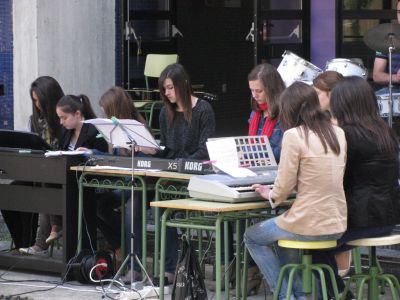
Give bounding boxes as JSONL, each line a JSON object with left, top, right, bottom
{"left": 325, "top": 58, "right": 368, "bottom": 79}
{"left": 277, "top": 50, "right": 322, "bottom": 87}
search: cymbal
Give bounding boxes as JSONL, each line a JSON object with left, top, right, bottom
{"left": 364, "top": 23, "right": 400, "bottom": 53}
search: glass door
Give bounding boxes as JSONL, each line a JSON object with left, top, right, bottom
{"left": 254, "top": 0, "right": 310, "bottom": 68}
{"left": 122, "top": 0, "right": 177, "bottom": 89}
{"left": 337, "top": 0, "right": 397, "bottom": 80}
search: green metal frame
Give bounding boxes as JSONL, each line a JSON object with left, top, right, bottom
{"left": 273, "top": 251, "right": 340, "bottom": 300}
{"left": 157, "top": 205, "right": 277, "bottom": 300}
{"left": 153, "top": 177, "right": 190, "bottom": 276}
{"left": 343, "top": 246, "right": 400, "bottom": 300}
{"left": 77, "top": 171, "right": 150, "bottom": 270}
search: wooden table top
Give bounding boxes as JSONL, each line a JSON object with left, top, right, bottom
{"left": 70, "top": 166, "right": 193, "bottom": 180}
{"left": 150, "top": 198, "right": 272, "bottom": 212}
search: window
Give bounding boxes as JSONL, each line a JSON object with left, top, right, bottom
{"left": 337, "top": 0, "right": 398, "bottom": 80}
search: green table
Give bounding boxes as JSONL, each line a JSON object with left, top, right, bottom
{"left": 71, "top": 167, "right": 192, "bottom": 273}
{"left": 150, "top": 198, "right": 283, "bottom": 300}
{"left": 71, "top": 166, "right": 148, "bottom": 269}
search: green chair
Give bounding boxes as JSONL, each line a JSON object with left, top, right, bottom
{"left": 143, "top": 54, "right": 178, "bottom": 90}
{"left": 342, "top": 235, "right": 400, "bottom": 300}
{"left": 129, "top": 54, "right": 178, "bottom": 139}
{"left": 274, "top": 239, "right": 340, "bottom": 300}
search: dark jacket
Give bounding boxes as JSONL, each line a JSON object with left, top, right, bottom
{"left": 59, "top": 123, "right": 108, "bottom": 152}
{"left": 343, "top": 126, "right": 400, "bottom": 228}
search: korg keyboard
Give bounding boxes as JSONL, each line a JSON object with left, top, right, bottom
{"left": 188, "top": 167, "right": 278, "bottom": 202}
{"left": 87, "top": 155, "right": 214, "bottom": 175}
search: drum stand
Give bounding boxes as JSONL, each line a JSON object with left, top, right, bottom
{"left": 387, "top": 35, "right": 395, "bottom": 128}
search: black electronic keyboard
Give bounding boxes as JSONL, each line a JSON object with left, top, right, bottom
{"left": 0, "top": 150, "right": 83, "bottom": 274}
{"left": 88, "top": 155, "right": 214, "bottom": 175}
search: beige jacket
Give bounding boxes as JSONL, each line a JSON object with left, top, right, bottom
{"left": 272, "top": 126, "right": 347, "bottom": 236}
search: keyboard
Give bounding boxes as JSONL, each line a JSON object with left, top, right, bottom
{"left": 87, "top": 155, "right": 214, "bottom": 175}
{"left": 187, "top": 167, "right": 278, "bottom": 202}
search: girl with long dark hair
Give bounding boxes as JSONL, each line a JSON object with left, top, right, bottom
{"left": 158, "top": 63, "right": 215, "bottom": 283}
{"left": 244, "top": 82, "right": 347, "bottom": 300}
{"left": 1, "top": 76, "right": 64, "bottom": 251}
{"left": 313, "top": 76, "right": 400, "bottom": 298}
{"left": 158, "top": 63, "right": 215, "bottom": 160}
{"left": 20, "top": 94, "right": 108, "bottom": 254}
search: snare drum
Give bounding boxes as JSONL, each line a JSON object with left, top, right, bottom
{"left": 325, "top": 58, "right": 368, "bottom": 79}
{"left": 376, "top": 93, "right": 400, "bottom": 117}
{"left": 277, "top": 50, "right": 322, "bottom": 87}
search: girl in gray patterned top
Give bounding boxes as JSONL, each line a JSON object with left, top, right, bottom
{"left": 157, "top": 63, "right": 215, "bottom": 282}
{"left": 158, "top": 63, "right": 215, "bottom": 160}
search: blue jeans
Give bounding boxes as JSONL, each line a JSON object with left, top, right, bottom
{"left": 244, "top": 218, "right": 342, "bottom": 300}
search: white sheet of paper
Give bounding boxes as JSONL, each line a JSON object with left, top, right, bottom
{"left": 44, "top": 150, "right": 89, "bottom": 157}
{"left": 84, "top": 118, "right": 160, "bottom": 150}
{"left": 206, "top": 138, "right": 256, "bottom": 177}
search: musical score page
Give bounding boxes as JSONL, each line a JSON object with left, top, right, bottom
{"left": 206, "top": 138, "right": 256, "bottom": 178}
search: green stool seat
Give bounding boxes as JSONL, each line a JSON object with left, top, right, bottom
{"left": 343, "top": 235, "right": 400, "bottom": 300}
{"left": 274, "top": 239, "right": 340, "bottom": 300}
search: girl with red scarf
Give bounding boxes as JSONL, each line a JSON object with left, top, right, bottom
{"left": 248, "top": 63, "right": 285, "bottom": 162}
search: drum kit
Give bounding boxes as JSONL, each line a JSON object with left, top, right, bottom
{"left": 364, "top": 22, "right": 400, "bottom": 127}
{"left": 277, "top": 22, "right": 400, "bottom": 127}
{"left": 277, "top": 51, "right": 367, "bottom": 88}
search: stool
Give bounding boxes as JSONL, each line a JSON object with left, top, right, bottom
{"left": 274, "top": 240, "right": 340, "bottom": 300}
{"left": 343, "top": 235, "right": 400, "bottom": 300}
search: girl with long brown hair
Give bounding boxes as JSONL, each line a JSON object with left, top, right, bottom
{"left": 248, "top": 63, "right": 285, "bottom": 161}
{"left": 244, "top": 82, "right": 347, "bottom": 300}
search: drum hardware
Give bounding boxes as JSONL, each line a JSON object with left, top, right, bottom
{"left": 364, "top": 23, "right": 400, "bottom": 128}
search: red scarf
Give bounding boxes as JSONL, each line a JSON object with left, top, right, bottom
{"left": 248, "top": 103, "right": 277, "bottom": 138}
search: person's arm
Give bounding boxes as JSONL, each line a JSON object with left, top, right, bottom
{"left": 269, "top": 130, "right": 300, "bottom": 204}
{"left": 188, "top": 102, "right": 216, "bottom": 159}
{"left": 373, "top": 57, "right": 400, "bottom": 85}
{"left": 156, "top": 108, "right": 169, "bottom": 158}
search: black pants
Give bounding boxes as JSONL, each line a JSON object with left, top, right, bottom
{"left": 1, "top": 210, "right": 38, "bottom": 249}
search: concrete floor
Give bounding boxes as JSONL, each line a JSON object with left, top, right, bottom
{"left": 0, "top": 266, "right": 399, "bottom": 300}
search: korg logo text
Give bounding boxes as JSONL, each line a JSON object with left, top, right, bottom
{"left": 137, "top": 160, "right": 151, "bottom": 168}
{"left": 184, "top": 161, "right": 203, "bottom": 171}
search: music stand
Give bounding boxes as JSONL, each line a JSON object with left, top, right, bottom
{"left": 83, "top": 117, "right": 160, "bottom": 290}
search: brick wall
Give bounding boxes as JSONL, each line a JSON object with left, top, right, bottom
{"left": 0, "top": 0, "right": 13, "bottom": 129}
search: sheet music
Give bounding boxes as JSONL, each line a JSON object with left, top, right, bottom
{"left": 44, "top": 150, "right": 89, "bottom": 157}
{"left": 84, "top": 118, "right": 160, "bottom": 150}
{"left": 206, "top": 138, "right": 256, "bottom": 178}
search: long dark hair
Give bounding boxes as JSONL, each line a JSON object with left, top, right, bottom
{"left": 99, "top": 86, "right": 146, "bottom": 124}
{"left": 158, "top": 63, "right": 193, "bottom": 125}
{"left": 330, "top": 76, "right": 398, "bottom": 154}
{"left": 279, "top": 81, "right": 341, "bottom": 155}
{"left": 57, "top": 94, "right": 96, "bottom": 120}
{"left": 30, "top": 76, "right": 64, "bottom": 138}
{"left": 248, "top": 63, "right": 285, "bottom": 120}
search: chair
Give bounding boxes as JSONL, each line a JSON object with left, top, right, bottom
{"left": 129, "top": 54, "right": 178, "bottom": 139}
{"left": 143, "top": 54, "right": 178, "bottom": 90}
{"left": 274, "top": 240, "right": 340, "bottom": 300}
{"left": 343, "top": 235, "right": 400, "bottom": 300}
